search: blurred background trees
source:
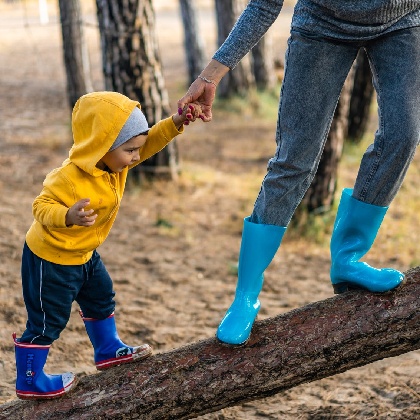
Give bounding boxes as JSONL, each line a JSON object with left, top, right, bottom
{"left": 96, "top": 0, "right": 177, "bottom": 181}
{"left": 38, "top": 0, "right": 375, "bottom": 218}
{"left": 179, "top": 0, "right": 205, "bottom": 85}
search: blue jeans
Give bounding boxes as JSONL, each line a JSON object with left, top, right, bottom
{"left": 251, "top": 26, "right": 420, "bottom": 227}
{"left": 20, "top": 243, "right": 116, "bottom": 345}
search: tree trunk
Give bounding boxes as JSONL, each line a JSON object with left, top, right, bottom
{"left": 58, "top": 0, "right": 93, "bottom": 109}
{"left": 251, "top": 34, "right": 276, "bottom": 90}
{"left": 2, "top": 267, "right": 419, "bottom": 419}
{"left": 179, "top": 0, "right": 206, "bottom": 86}
{"left": 96, "top": 0, "right": 178, "bottom": 180}
{"left": 347, "top": 49, "right": 375, "bottom": 142}
{"left": 297, "top": 67, "right": 355, "bottom": 215}
{"left": 214, "top": 0, "right": 254, "bottom": 98}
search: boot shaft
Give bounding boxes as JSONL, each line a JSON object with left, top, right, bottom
{"left": 80, "top": 311, "right": 152, "bottom": 370}
{"left": 217, "top": 217, "right": 286, "bottom": 345}
{"left": 237, "top": 216, "right": 286, "bottom": 290}
{"left": 14, "top": 333, "right": 50, "bottom": 388}
{"left": 13, "top": 333, "right": 75, "bottom": 399}
{"left": 81, "top": 312, "right": 121, "bottom": 353}
{"left": 331, "top": 188, "right": 387, "bottom": 260}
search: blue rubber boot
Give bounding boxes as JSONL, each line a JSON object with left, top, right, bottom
{"left": 81, "top": 312, "right": 152, "bottom": 370}
{"left": 330, "top": 188, "right": 404, "bottom": 294}
{"left": 13, "top": 333, "right": 76, "bottom": 400}
{"left": 217, "top": 217, "right": 286, "bottom": 345}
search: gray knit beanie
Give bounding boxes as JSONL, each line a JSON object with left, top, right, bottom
{"left": 109, "top": 106, "right": 150, "bottom": 151}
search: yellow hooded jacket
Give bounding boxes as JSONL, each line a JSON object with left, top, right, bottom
{"left": 26, "top": 91, "right": 183, "bottom": 265}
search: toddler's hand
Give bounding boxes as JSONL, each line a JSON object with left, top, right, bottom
{"left": 66, "top": 198, "right": 97, "bottom": 227}
{"left": 173, "top": 103, "right": 203, "bottom": 128}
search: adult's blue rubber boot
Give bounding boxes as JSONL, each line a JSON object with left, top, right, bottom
{"left": 13, "top": 333, "right": 76, "bottom": 400}
{"left": 330, "top": 188, "right": 404, "bottom": 294}
{"left": 217, "top": 217, "right": 286, "bottom": 345}
{"left": 81, "top": 312, "right": 152, "bottom": 370}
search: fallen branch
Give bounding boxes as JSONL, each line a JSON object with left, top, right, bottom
{"left": 1, "top": 267, "right": 419, "bottom": 420}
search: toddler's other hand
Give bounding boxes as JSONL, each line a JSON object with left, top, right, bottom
{"left": 66, "top": 198, "right": 97, "bottom": 227}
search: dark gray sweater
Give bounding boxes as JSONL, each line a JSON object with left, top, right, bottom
{"left": 213, "top": 0, "right": 420, "bottom": 69}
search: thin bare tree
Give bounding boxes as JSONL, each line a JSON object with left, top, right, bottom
{"left": 348, "top": 49, "right": 375, "bottom": 142}
{"left": 179, "top": 0, "right": 206, "bottom": 86}
{"left": 214, "top": 0, "right": 254, "bottom": 98}
{"left": 58, "top": 0, "right": 93, "bottom": 109}
{"left": 251, "top": 34, "right": 276, "bottom": 90}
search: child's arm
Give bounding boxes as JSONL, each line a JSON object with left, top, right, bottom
{"left": 128, "top": 103, "right": 203, "bottom": 168}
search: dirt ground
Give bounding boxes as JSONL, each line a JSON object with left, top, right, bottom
{"left": 0, "top": 1, "right": 419, "bottom": 418}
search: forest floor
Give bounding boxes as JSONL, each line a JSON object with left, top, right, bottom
{"left": 0, "top": 1, "right": 419, "bottom": 418}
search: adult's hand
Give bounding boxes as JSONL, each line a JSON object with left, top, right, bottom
{"left": 177, "top": 78, "right": 216, "bottom": 122}
{"left": 177, "top": 59, "right": 230, "bottom": 122}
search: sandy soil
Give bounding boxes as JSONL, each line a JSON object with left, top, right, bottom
{"left": 0, "top": 1, "right": 419, "bottom": 418}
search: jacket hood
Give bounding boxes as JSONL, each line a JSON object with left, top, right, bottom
{"left": 69, "top": 91, "right": 140, "bottom": 176}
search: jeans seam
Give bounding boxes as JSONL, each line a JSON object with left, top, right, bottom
{"left": 359, "top": 49, "right": 384, "bottom": 202}
{"left": 275, "top": 37, "right": 293, "bottom": 159}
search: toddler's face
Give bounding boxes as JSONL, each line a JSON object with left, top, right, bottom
{"left": 98, "top": 134, "right": 147, "bottom": 173}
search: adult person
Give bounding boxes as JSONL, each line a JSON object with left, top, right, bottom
{"left": 178, "top": 0, "right": 420, "bottom": 345}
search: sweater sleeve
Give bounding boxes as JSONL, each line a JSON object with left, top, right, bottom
{"left": 32, "top": 170, "right": 75, "bottom": 228}
{"left": 213, "top": 0, "right": 284, "bottom": 69}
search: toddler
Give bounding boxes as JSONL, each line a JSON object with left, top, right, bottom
{"left": 14, "top": 91, "right": 201, "bottom": 399}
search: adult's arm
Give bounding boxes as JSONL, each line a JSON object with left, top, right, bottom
{"left": 213, "top": 0, "right": 284, "bottom": 69}
{"left": 178, "top": 0, "right": 284, "bottom": 121}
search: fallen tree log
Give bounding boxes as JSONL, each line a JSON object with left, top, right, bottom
{"left": 1, "top": 267, "right": 419, "bottom": 419}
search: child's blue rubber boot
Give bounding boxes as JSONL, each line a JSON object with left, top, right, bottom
{"left": 13, "top": 333, "right": 76, "bottom": 400}
{"left": 217, "top": 217, "right": 286, "bottom": 345}
{"left": 330, "top": 188, "right": 404, "bottom": 294}
{"left": 81, "top": 311, "right": 152, "bottom": 370}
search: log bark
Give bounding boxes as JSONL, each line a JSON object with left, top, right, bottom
{"left": 1, "top": 267, "right": 419, "bottom": 419}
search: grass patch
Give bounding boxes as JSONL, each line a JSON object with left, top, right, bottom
{"left": 214, "top": 86, "right": 281, "bottom": 121}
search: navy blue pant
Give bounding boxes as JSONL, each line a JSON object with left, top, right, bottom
{"left": 20, "top": 242, "right": 116, "bottom": 345}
